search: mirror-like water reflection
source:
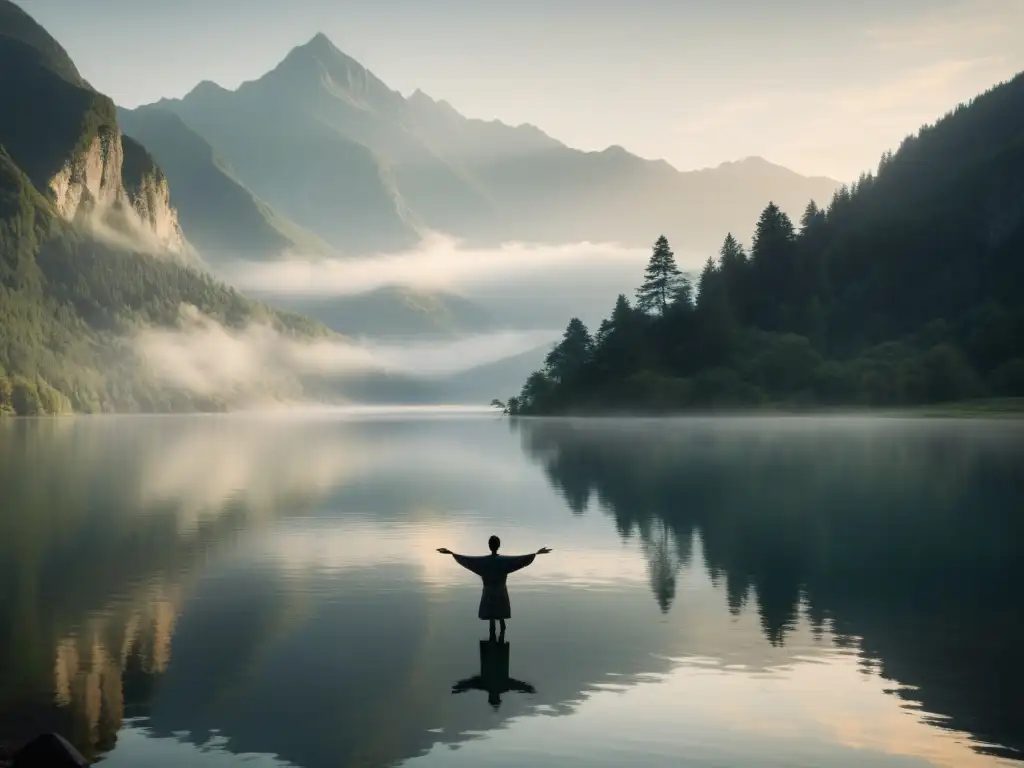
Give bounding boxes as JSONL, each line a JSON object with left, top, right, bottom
{"left": 0, "top": 414, "right": 1021, "bottom": 767}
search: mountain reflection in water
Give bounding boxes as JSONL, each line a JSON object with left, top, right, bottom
{"left": 0, "top": 414, "right": 1021, "bottom": 767}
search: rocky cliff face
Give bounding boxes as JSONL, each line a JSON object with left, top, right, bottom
{"left": 48, "top": 130, "right": 121, "bottom": 219}
{"left": 47, "top": 128, "right": 190, "bottom": 258}
{"left": 128, "top": 166, "right": 184, "bottom": 249}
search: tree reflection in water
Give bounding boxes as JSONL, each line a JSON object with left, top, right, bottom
{"left": 516, "top": 416, "right": 1024, "bottom": 761}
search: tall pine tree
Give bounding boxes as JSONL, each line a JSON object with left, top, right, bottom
{"left": 800, "top": 200, "right": 824, "bottom": 232}
{"left": 796, "top": 199, "right": 831, "bottom": 340}
{"left": 519, "top": 370, "right": 552, "bottom": 412}
{"left": 716, "top": 233, "right": 749, "bottom": 323}
{"left": 545, "top": 317, "right": 593, "bottom": 384}
{"left": 749, "top": 202, "right": 797, "bottom": 330}
{"left": 694, "top": 247, "right": 740, "bottom": 370}
{"left": 696, "top": 256, "right": 718, "bottom": 311}
{"left": 718, "top": 233, "right": 748, "bottom": 282}
{"left": 591, "top": 294, "right": 646, "bottom": 384}
{"left": 636, "top": 236, "right": 684, "bottom": 316}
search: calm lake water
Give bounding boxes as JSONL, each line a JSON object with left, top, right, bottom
{"left": 1, "top": 412, "right": 1022, "bottom": 767}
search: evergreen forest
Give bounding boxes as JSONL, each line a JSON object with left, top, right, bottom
{"left": 505, "top": 73, "right": 1024, "bottom": 415}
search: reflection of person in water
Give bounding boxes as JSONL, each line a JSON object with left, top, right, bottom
{"left": 452, "top": 639, "right": 536, "bottom": 710}
{"left": 437, "top": 536, "right": 552, "bottom": 639}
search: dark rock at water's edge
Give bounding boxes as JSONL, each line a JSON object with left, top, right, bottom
{"left": 6, "top": 734, "right": 87, "bottom": 768}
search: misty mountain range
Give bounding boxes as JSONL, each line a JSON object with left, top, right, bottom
{"left": 111, "top": 31, "right": 841, "bottom": 351}
{"left": 122, "top": 32, "right": 841, "bottom": 264}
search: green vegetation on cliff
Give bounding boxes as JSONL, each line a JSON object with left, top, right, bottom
{"left": 507, "top": 72, "right": 1024, "bottom": 415}
{"left": 1, "top": 144, "right": 328, "bottom": 415}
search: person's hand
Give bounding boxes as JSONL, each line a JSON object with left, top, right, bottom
{"left": 536, "top": 547, "right": 552, "bottom": 554}
{"left": 437, "top": 547, "right": 452, "bottom": 555}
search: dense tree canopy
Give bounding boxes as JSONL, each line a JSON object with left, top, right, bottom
{"left": 507, "top": 71, "right": 1024, "bottom": 414}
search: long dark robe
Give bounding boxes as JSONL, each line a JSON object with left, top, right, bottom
{"left": 452, "top": 553, "right": 536, "bottom": 620}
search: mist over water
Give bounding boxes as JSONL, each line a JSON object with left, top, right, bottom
{"left": 362, "top": 329, "right": 558, "bottom": 376}
{"left": 216, "top": 234, "right": 702, "bottom": 330}
{"left": 218, "top": 235, "right": 651, "bottom": 296}
{"left": 132, "top": 234, "right": 709, "bottom": 405}
{"left": 131, "top": 304, "right": 558, "bottom": 402}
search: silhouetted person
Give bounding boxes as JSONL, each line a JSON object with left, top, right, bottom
{"left": 437, "top": 536, "right": 551, "bottom": 638}
{"left": 452, "top": 638, "right": 536, "bottom": 710}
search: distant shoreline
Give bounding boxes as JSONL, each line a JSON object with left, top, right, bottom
{"left": 507, "top": 397, "right": 1024, "bottom": 420}
{"left": 3, "top": 398, "right": 1023, "bottom": 420}
{"left": 0, "top": 403, "right": 500, "bottom": 421}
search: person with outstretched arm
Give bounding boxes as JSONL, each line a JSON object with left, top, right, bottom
{"left": 437, "top": 535, "right": 552, "bottom": 639}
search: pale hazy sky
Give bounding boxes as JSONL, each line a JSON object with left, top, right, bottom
{"left": 14, "top": 0, "right": 1024, "bottom": 180}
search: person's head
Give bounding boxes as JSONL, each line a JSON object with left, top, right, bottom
{"left": 488, "top": 535, "right": 501, "bottom": 554}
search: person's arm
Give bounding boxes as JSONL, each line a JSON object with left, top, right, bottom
{"left": 437, "top": 548, "right": 485, "bottom": 576}
{"left": 504, "top": 548, "right": 551, "bottom": 574}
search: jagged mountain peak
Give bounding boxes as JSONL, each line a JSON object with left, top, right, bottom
{"left": 710, "top": 155, "right": 841, "bottom": 184}
{"left": 407, "top": 88, "right": 461, "bottom": 118}
{"left": 406, "top": 89, "right": 560, "bottom": 150}
{"left": 170, "top": 79, "right": 232, "bottom": 108}
{"left": 190, "top": 79, "right": 230, "bottom": 97}
{"left": 703, "top": 155, "right": 796, "bottom": 176}
{"left": 714, "top": 155, "right": 776, "bottom": 170}
{"left": 735, "top": 155, "right": 772, "bottom": 166}
{"left": 301, "top": 31, "right": 340, "bottom": 55}
{"left": 251, "top": 30, "right": 406, "bottom": 110}
{"left": 278, "top": 31, "right": 365, "bottom": 75}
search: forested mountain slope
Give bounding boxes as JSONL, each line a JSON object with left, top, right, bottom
{"left": 507, "top": 72, "right": 1024, "bottom": 414}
